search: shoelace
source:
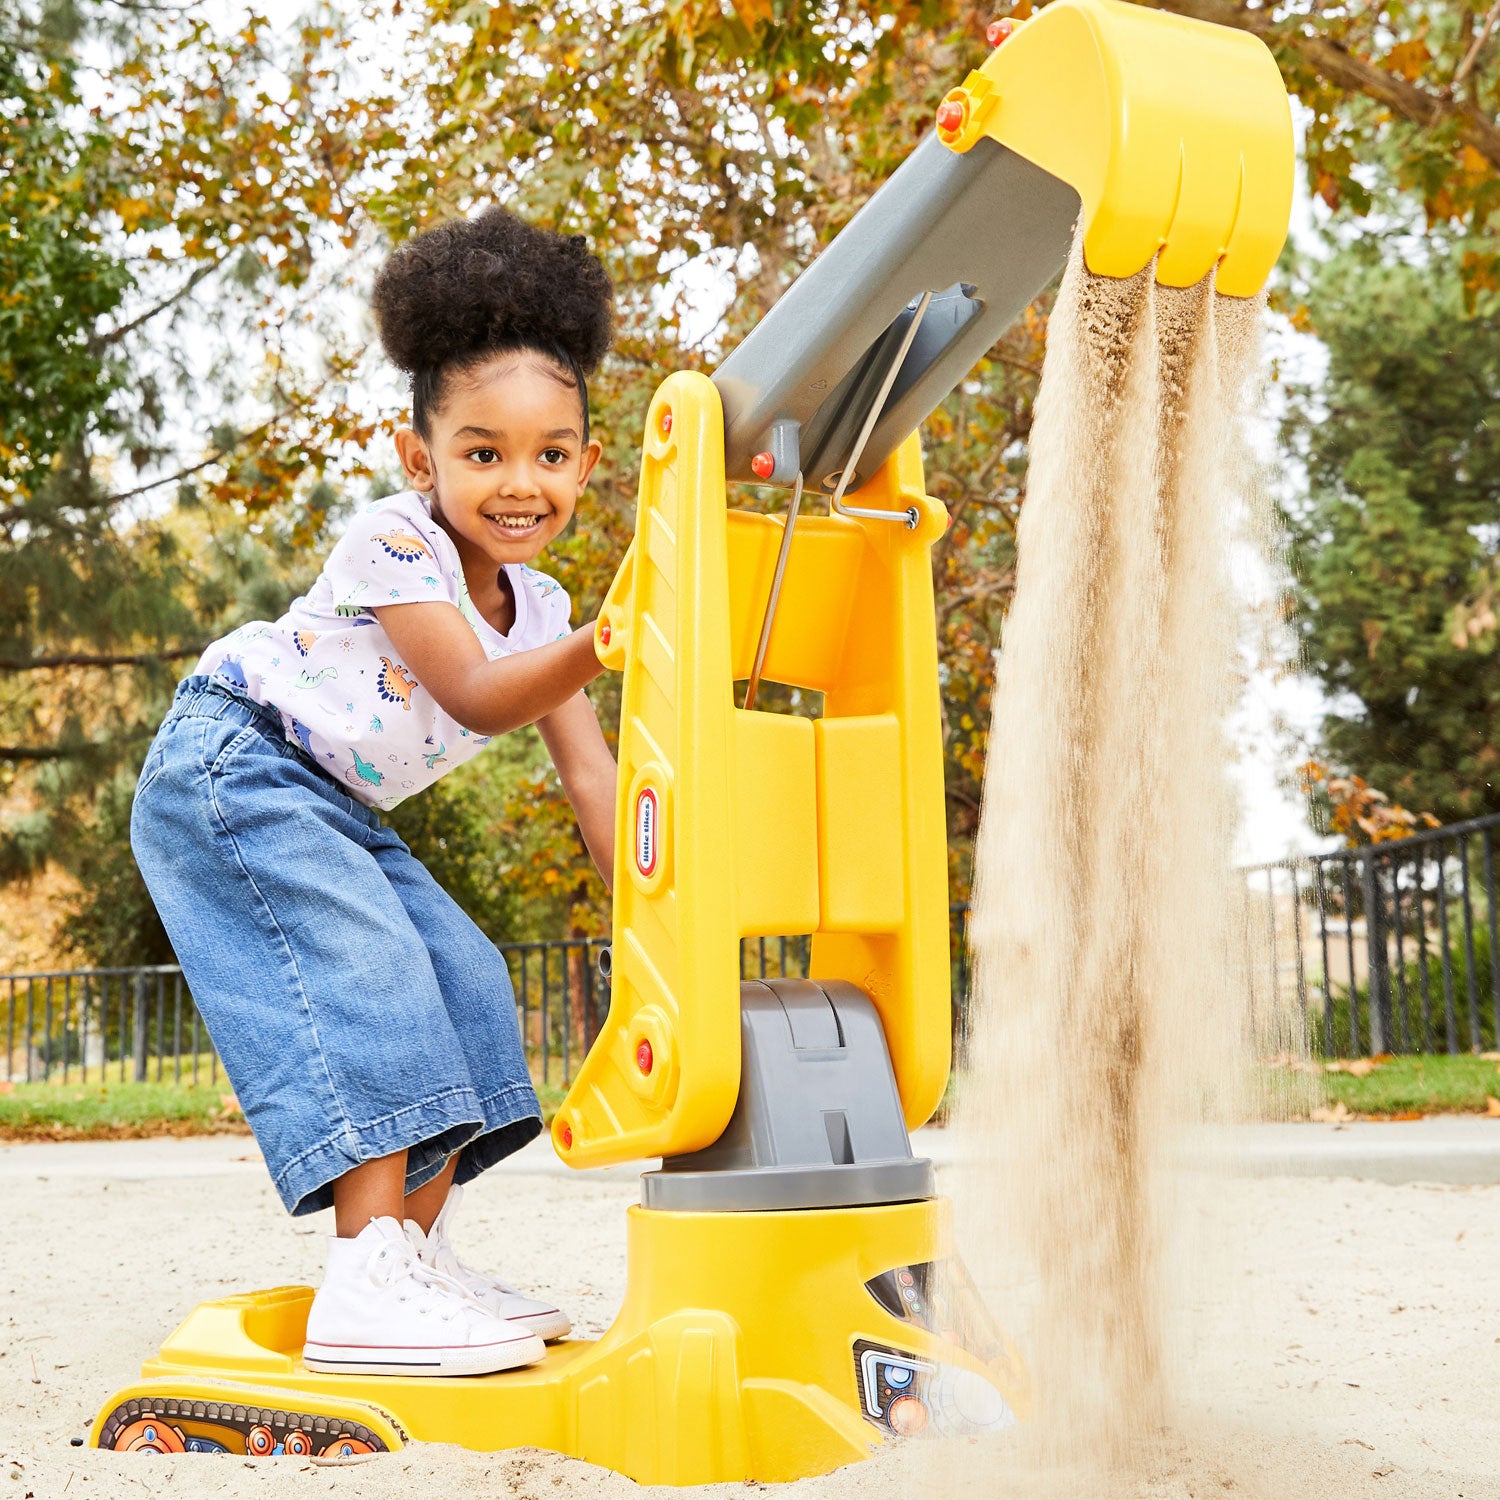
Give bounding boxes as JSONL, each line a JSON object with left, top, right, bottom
{"left": 431, "top": 1238, "right": 521, "bottom": 1297}
{"left": 426, "top": 1185, "right": 525, "bottom": 1296}
{"left": 368, "top": 1240, "right": 485, "bottom": 1323}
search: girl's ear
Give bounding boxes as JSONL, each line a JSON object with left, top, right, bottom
{"left": 394, "top": 427, "right": 435, "bottom": 491}
{"left": 577, "top": 438, "right": 603, "bottom": 492}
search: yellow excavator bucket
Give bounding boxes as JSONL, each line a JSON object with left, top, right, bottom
{"left": 936, "top": 0, "right": 1294, "bottom": 295}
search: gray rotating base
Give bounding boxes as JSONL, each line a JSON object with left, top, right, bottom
{"left": 643, "top": 1155, "right": 934, "bottom": 1212}
{"left": 643, "top": 978, "right": 936, "bottom": 1213}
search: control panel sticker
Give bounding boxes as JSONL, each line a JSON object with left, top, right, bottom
{"left": 855, "top": 1339, "right": 936, "bottom": 1436}
{"left": 853, "top": 1336, "right": 1016, "bottom": 1440}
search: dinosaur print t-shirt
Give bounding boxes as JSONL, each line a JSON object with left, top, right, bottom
{"left": 193, "top": 490, "right": 572, "bottom": 810}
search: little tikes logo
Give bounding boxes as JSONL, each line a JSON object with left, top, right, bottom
{"left": 634, "top": 787, "right": 659, "bottom": 878}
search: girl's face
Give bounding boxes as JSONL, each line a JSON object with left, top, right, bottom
{"left": 394, "top": 351, "right": 602, "bottom": 567}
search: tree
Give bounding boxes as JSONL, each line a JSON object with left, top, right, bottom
{"left": 1146, "top": 1, "right": 1500, "bottom": 822}
{"left": 17, "top": 0, "right": 1493, "bottom": 964}
{"left": 2, "top": 9, "right": 203, "bottom": 898}
{"left": 1299, "top": 760, "right": 1441, "bottom": 844}
{"left": 1281, "top": 237, "right": 1500, "bottom": 821}
{"left": 0, "top": 0, "right": 395, "bottom": 950}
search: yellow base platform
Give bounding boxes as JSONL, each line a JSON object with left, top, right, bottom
{"left": 92, "top": 1197, "right": 1026, "bottom": 1484}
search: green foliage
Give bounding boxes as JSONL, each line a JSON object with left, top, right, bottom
{"left": 1282, "top": 239, "right": 1500, "bottom": 820}
{"left": 6, "top": 0, "right": 1498, "bottom": 965}
{"left": 0, "top": 8, "right": 168, "bottom": 871}
{"left": 56, "top": 771, "right": 173, "bottom": 967}
{"left": 1, "top": 0, "right": 395, "bottom": 930}
{"left": 0, "top": 29, "right": 133, "bottom": 497}
{"left": 383, "top": 761, "right": 524, "bottom": 943}
{"left": 431, "top": 721, "right": 610, "bottom": 941}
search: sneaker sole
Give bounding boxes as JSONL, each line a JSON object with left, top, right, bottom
{"left": 510, "top": 1311, "right": 572, "bottom": 1343}
{"left": 302, "top": 1333, "right": 545, "bottom": 1378}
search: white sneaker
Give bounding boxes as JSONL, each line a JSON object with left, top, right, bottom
{"left": 406, "top": 1184, "right": 573, "bottom": 1343}
{"left": 302, "top": 1217, "right": 546, "bottom": 1376}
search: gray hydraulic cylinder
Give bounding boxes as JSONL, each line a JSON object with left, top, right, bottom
{"left": 711, "top": 132, "right": 1080, "bottom": 491}
{"left": 642, "top": 978, "right": 935, "bottom": 1212}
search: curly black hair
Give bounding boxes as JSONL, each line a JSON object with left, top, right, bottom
{"left": 372, "top": 206, "right": 615, "bottom": 441}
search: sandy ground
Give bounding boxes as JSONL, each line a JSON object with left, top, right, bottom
{"left": 2, "top": 1139, "right": 1498, "bottom": 1499}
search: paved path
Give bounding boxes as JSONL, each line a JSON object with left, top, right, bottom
{"left": 0, "top": 1131, "right": 645, "bottom": 1182}
{"left": 1193, "top": 1117, "right": 1500, "bottom": 1186}
{"left": 5, "top": 1117, "right": 1498, "bottom": 1184}
{"left": 927, "top": 1118, "right": 1500, "bottom": 1185}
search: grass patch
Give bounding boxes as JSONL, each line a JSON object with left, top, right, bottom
{"left": 0, "top": 1056, "right": 225, "bottom": 1089}
{"left": 9, "top": 1060, "right": 1492, "bottom": 1142}
{"left": 0, "top": 1080, "right": 249, "bottom": 1141}
{"left": 1316, "top": 1052, "right": 1500, "bottom": 1118}
{"left": 937, "top": 1054, "right": 1500, "bottom": 1128}
{"left": 0, "top": 1075, "right": 573, "bottom": 1142}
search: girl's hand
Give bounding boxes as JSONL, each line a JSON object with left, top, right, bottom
{"left": 373, "top": 600, "right": 603, "bottom": 737}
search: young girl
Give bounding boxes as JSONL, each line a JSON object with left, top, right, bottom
{"left": 131, "top": 208, "right": 618, "bottom": 1377}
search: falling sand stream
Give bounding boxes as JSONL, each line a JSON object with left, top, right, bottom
{"left": 944, "top": 231, "right": 1272, "bottom": 1483}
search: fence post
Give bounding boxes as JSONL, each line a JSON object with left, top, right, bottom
{"left": 132, "top": 972, "right": 149, "bottom": 1083}
{"left": 1361, "top": 855, "right": 1390, "bottom": 1055}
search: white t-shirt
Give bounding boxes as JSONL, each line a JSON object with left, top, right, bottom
{"left": 195, "top": 490, "right": 572, "bottom": 810}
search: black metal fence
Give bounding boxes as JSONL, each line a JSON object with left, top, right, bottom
{"left": 27, "top": 838, "right": 1490, "bottom": 1085}
{"left": 1, "top": 941, "right": 617, "bottom": 1091}
{"left": 3, "top": 920, "right": 980, "bottom": 1090}
{"left": 2, "top": 967, "right": 210, "bottom": 1087}
{"left": 1241, "top": 811, "right": 1500, "bottom": 1057}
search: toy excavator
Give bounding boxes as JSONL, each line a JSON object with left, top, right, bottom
{"left": 92, "top": 0, "right": 1292, "bottom": 1483}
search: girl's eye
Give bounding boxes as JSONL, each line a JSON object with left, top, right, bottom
{"left": 470, "top": 448, "right": 499, "bottom": 463}
{"left": 541, "top": 448, "right": 568, "bottom": 465}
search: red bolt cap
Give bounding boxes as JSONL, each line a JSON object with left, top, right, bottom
{"left": 660, "top": 410, "right": 673, "bottom": 435}
{"left": 599, "top": 621, "right": 612, "bottom": 648}
{"left": 750, "top": 451, "right": 776, "bottom": 480}
{"left": 936, "top": 99, "right": 966, "bottom": 133}
{"left": 986, "top": 17, "right": 1014, "bottom": 45}
{"left": 636, "top": 1039, "right": 654, "bottom": 1075}
{"left": 559, "top": 1121, "right": 573, "bottom": 1149}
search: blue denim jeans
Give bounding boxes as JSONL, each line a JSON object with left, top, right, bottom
{"left": 131, "top": 677, "right": 540, "bottom": 1216}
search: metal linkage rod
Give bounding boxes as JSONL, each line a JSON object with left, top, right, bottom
{"left": 743, "top": 470, "right": 805, "bottom": 712}
{"left": 829, "top": 290, "right": 933, "bottom": 530}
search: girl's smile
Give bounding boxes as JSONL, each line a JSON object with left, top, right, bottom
{"left": 393, "top": 351, "right": 602, "bottom": 629}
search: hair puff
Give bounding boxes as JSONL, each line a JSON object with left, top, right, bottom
{"left": 372, "top": 206, "right": 615, "bottom": 380}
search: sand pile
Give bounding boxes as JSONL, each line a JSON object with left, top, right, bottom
{"left": 5, "top": 1140, "right": 1494, "bottom": 1499}
{"left": 950, "top": 233, "right": 1270, "bottom": 1471}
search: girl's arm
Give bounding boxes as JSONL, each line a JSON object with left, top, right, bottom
{"left": 536, "top": 692, "right": 617, "bottom": 892}
{"left": 374, "top": 600, "right": 602, "bottom": 737}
